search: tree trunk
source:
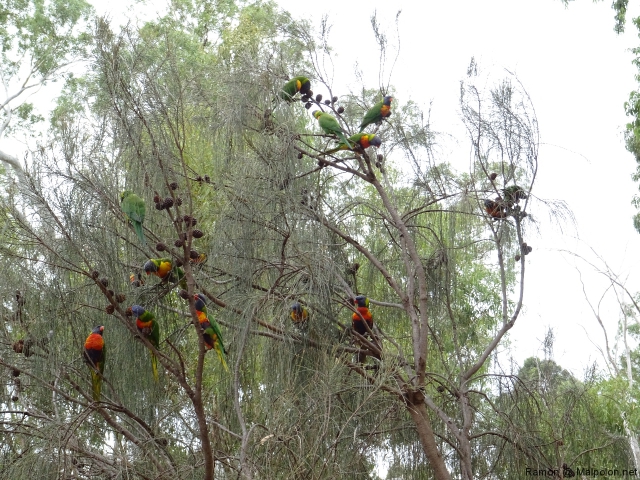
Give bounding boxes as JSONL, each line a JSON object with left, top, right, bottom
{"left": 405, "top": 392, "right": 452, "bottom": 480}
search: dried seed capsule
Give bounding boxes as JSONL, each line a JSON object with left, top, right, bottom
{"left": 332, "top": 96, "right": 338, "bottom": 103}
{"left": 155, "top": 202, "right": 164, "bottom": 210}
{"left": 301, "top": 95, "right": 310, "bottom": 102}
{"left": 337, "top": 106, "right": 345, "bottom": 114}
{"left": 125, "top": 306, "right": 133, "bottom": 316}
{"left": 196, "top": 176, "right": 203, "bottom": 182}
{"left": 305, "top": 102, "right": 312, "bottom": 109}
{"left": 179, "top": 289, "right": 190, "bottom": 300}
{"left": 175, "top": 197, "right": 183, "bottom": 206}
{"left": 100, "top": 278, "right": 109, "bottom": 287}
{"left": 489, "top": 172, "right": 498, "bottom": 181}
{"left": 11, "top": 396, "right": 18, "bottom": 402}
{"left": 163, "top": 197, "right": 174, "bottom": 209}
{"left": 190, "top": 218, "right": 197, "bottom": 226}
{"left": 12, "top": 369, "right": 20, "bottom": 377}
{"left": 515, "top": 254, "right": 521, "bottom": 261}
{"left": 169, "top": 182, "right": 178, "bottom": 190}
{"left": 175, "top": 239, "right": 184, "bottom": 247}
{"left": 315, "top": 94, "right": 323, "bottom": 102}
{"left": 153, "top": 194, "right": 161, "bottom": 203}
{"left": 324, "top": 99, "right": 331, "bottom": 105}
{"left": 116, "top": 293, "right": 126, "bottom": 303}
{"left": 12, "top": 340, "right": 24, "bottom": 354}
{"left": 91, "top": 270, "right": 100, "bottom": 279}
{"left": 192, "top": 229, "right": 204, "bottom": 239}
{"left": 183, "top": 215, "right": 192, "bottom": 223}
{"left": 204, "top": 175, "right": 210, "bottom": 183}
{"left": 175, "top": 258, "right": 184, "bottom": 267}
{"left": 105, "top": 305, "right": 115, "bottom": 314}
{"left": 307, "top": 90, "right": 313, "bottom": 97}
{"left": 107, "top": 290, "right": 114, "bottom": 297}
{"left": 377, "top": 154, "right": 384, "bottom": 161}
{"left": 190, "top": 250, "right": 199, "bottom": 259}
{"left": 156, "top": 242, "right": 166, "bottom": 251}
{"left": 297, "top": 152, "right": 303, "bottom": 159}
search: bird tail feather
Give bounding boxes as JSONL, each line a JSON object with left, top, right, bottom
{"left": 151, "top": 352, "right": 159, "bottom": 382}
{"left": 133, "top": 221, "right": 146, "bottom": 246}
{"left": 90, "top": 370, "right": 102, "bottom": 401}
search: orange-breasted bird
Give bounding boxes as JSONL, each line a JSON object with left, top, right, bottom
{"left": 83, "top": 325, "right": 105, "bottom": 401}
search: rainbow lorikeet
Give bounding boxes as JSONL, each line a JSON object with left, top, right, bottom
{"left": 131, "top": 305, "right": 160, "bottom": 382}
{"left": 313, "top": 111, "right": 353, "bottom": 149}
{"left": 120, "top": 191, "right": 146, "bottom": 246}
{"left": 130, "top": 272, "right": 144, "bottom": 288}
{"left": 195, "top": 302, "right": 228, "bottom": 372}
{"left": 83, "top": 325, "right": 105, "bottom": 401}
{"left": 194, "top": 293, "right": 208, "bottom": 313}
{"left": 290, "top": 302, "right": 309, "bottom": 325}
{"left": 280, "top": 76, "right": 311, "bottom": 102}
{"left": 143, "top": 258, "right": 186, "bottom": 289}
{"left": 324, "top": 133, "right": 382, "bottom": 155}
{"left": 359, "top": 96, "right": 393, "bottom": 132}
{"left": 502, "top": 185, "right": 528, "bottom": 206}
{"left": 484, "top": 199, "right": 507, "bottom": 219}
{"left": 352, "top": 295, "right": 373, "bottom": 336}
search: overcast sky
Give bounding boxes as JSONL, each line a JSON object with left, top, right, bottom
{"left": 88, "top": 0, "right": 640, "bottom": 376}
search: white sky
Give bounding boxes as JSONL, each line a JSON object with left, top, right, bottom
{"left": 77, "top": 0, "right": 640, "bottom": 376}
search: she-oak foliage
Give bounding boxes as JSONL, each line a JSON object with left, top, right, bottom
{"left": 0, "top": 1, "right": 632, "bottom": 479}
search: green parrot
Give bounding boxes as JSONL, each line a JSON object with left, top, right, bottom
{"left": 280, "top": 76, "right": 311, "bottom": 102}
{"left": 313, "top": 111, "right": 352, "bottom": 149}
{"left": 502, "top": 185, "right": 528, "bottom": 206}
{"left": 143, "top": 258, "right": 186, "bottom": 290}
{"left": 131, "top": 305, "right": 160, "bottom": 382}
{"left": 323, "top": 133, "right": 382, "bottom": 155}
{"left": 120, "top": 191, "right": 146, "bottom": 246}
{"left": 359, "top": 96, "right": 393, "bottom": 132}
{"left": 194, "top": 294, "right": 228, "bottom": 371}
{"left": 83, "top": 325, "right": 105, "bottom": 401}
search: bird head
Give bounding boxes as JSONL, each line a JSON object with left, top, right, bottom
{"left": 92, "top": 325, "right": 105, "bottom": 335}
{"left": 131, "top": 305, "right": 146, "bottom": 318}
{"left": 299, "top": 78, "right": 311, "bottom": 95}
{"left": 120, "top": 190, "right": 131, "bottom": 202}
{"left": 291, "top": 302, "right": 302, "bottom": 313}
{"left": 368, "top": 135, "right": 382, "bottom": 148}
{"left": 354, "top": 295, "right": 369, "bottom": 308}
{"left": 383, "top": 96, "right": 393, "bottom": 106}
{"left": 194, "top": 294, "right": 208, "bottom": 311}
{"left": 483, "top": 199, "right": 495, "bottom": 209}
{"left": 143, "top": 260, "right": 157, "bottom": 275}
{"left": 313, "top": 110, "right": 322, "bottom": 119}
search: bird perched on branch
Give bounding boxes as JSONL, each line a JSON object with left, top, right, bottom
{"left": 194, "top": 294, "right": 228, "bottom": 371}
{"left": 323, "top": 133, "right": 382, "bottom": 155}
{"left": 502, "top": 185, "right": 528, "bottom": 206}
{"left": 83, "top": 325, "right": 105, "bottom": 401}
{"left": 351, "top": 295, "right": 374, "bottom": 336}
{"left": 313, "top": 111, "right": 353, "bottom": 149}
{"left": 290, "top": 302, "right": 309, "bottom": 326}
{"left": 359, "top": 96, "right": 393, "bottom": 132}
{"left": 143, "top": 258, "right": 186, "bottom": 289}
{"left": 120, "top": 191, "right": 146, "bottom": 246}
{"left": 280, "top": 76, "right": 311, "bottom": 102}
{"left": 483, "top": 199, "right": 507, "bottom": 219}
{"left": 131, "top": 305, "right": 160, "bottom": 382}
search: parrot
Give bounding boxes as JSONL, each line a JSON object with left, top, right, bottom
{"left": 313, "top": 111, "right": 353, "bottom": 149}
{"left": 290, "top": 302, "right": 309, "bottom": 325}
{"left": 120, "top": 191, "right": 146, "bottom": 246}
{"left": 484, "top": 199, "right": 507, "bottom": 219}
{"left": 323, "top": 133, "right": 382, "bottom": 155}
{"left": 131, "top": 305, "right": 160, "bottom": 382}
{"left": 502, "top": 185, "right": 528, "bottom": 206}
{"left": 280, "top": 76, "right": 311, "bottom": 102}
{"left": 194, "top": 293, "right": 208, "bottom": 313}
{"left": 352, "top": 295, "right": 374, "bottom": 336}
{"left": 189, "top": 253, "right": 207, "bottom": 266}
{"left": 195, "top": 303, "right": 228, "bottom": 372}
{"left": 143, "top": 258, "right": 186, "bottom": 289}
{"left": 83, "top": 325, "right": 105, "bottom": 402}
{"left": 359, "top": 96, "right": 393, "bottom": 133}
